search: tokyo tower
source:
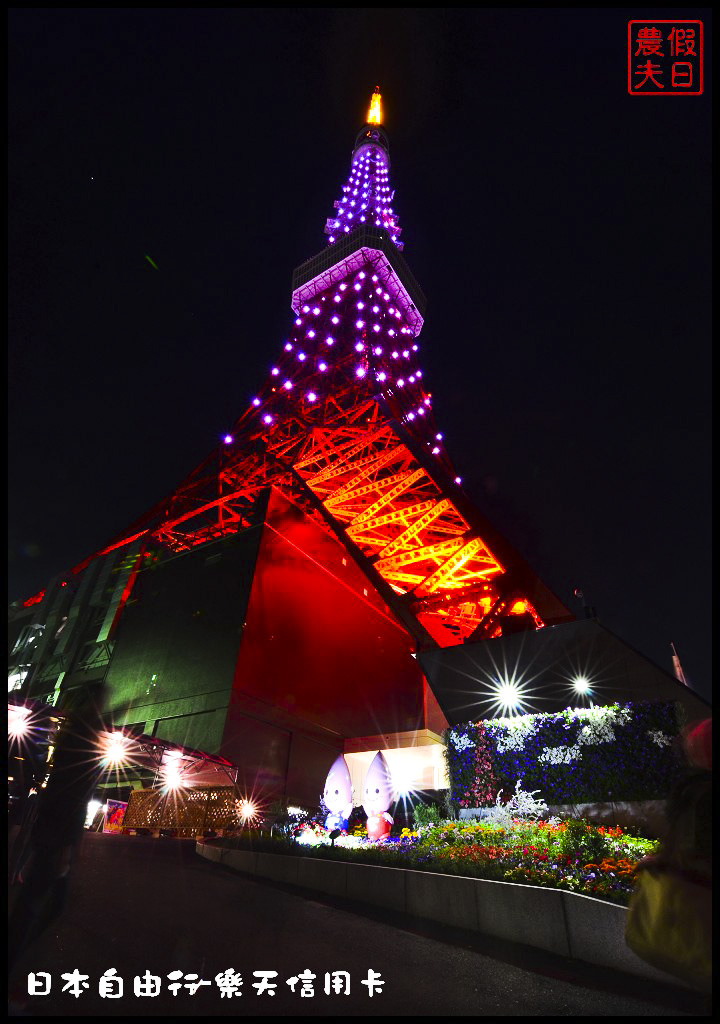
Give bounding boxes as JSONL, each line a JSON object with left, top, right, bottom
{"left": 13, "top": 90, "right": 706, "bottom": 811}
{"left": 63, "top": 88, "right": 573, "bottom": 650}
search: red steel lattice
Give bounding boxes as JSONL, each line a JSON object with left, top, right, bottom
{"left": 47, "top": 92, "right": 572, "bottom": 649}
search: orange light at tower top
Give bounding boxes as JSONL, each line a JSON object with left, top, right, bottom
{"left": 367, "top": 87, "right": 383, "bottom": 125}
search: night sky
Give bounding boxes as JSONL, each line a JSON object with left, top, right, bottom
{"left": 8, "top": 10, "right": 712, "bottom": 701}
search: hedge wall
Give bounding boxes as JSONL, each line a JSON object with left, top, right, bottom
{"left": 444, "top": 702, "right": 684, "bottom": 809}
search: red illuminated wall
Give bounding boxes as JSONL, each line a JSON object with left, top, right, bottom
{"left": 221, "top": 489, "right": 433, "bottom": 804}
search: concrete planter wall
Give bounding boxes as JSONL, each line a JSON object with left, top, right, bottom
{"left": 196, "top": 842, "right": 677, "bottom": 985}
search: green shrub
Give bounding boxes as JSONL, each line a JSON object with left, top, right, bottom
{"left": 557, "top": 819, "right": 608, "bottom": 862}
{"left": 413, "top": 803, "right": 443, "bottom": 827}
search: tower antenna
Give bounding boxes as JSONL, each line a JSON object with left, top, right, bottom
{"left": 367, "top": 86, "right": 383, "bottom": 125}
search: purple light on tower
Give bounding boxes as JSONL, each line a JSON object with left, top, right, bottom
{"left": 323, "top": 116, "right": 404, "bottom": 253}
{"left": 223, "top": 434, "right": 233, "bottom": 445}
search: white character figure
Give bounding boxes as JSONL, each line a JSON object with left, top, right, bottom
{"left": 363, "top": 751, "right": 394, "bottom": 841}
{"left": 323, "top": 754, "right": 353, "bottom": 832}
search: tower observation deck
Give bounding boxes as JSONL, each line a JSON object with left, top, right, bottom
{"left": 19, "top": 89, "right": 573, "bottom": 651}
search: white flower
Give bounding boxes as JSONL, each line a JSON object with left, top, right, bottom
{"left": 648, "top": 729, "right": 672, "bottom": 748}
{"left": 575, "top": 704, "right": 633, "bottom": 746}
{"left": 449, "top": 730, "right": 475, "bottom": 752}
{"left": 492, "top": 714, "right": 537, "bottom": 753}
{"left": 538, "top": 744, "right": 582, "bottom": 764}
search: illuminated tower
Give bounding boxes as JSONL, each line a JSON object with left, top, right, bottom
{"left": 11, "top": 91, "right": 707, "bottom": 805}
{"left": 62, "top": 88, "right": 573, "bottom": 650}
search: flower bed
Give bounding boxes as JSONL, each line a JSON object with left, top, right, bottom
{"left": 400, "top": 819, "right": 653, "bottom": 904}
{"left": 221, "top": 816, "right": 655, "bottom": 907}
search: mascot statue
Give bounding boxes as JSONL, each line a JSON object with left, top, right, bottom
{"left": 323, "top": 754, "right": 353, "bottom": 832}
{"left": 363, "top": 751, "right": 394, "bottom": 841}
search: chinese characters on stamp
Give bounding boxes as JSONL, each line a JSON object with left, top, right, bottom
{"left": 628, "top": 21, "right": 703, "bottom": 95}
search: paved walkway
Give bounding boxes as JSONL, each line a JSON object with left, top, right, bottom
{"left": 8, "top": 834, "right": 704, "bottom": 1016}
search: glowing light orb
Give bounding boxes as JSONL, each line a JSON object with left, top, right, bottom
{"left": 100, "top": 731, "right": 132, "bottom": 768}
{"left": 8, "top": 705, "right": 31, "bottom": 741}
{"left": 494, "top": 681, "right": 522, "bottom": 714}
{"left": 237, "top": 798, "right": 258, "bottom": 824}
{"left": 573, "top": 676, "right": 591, "bottom": 695}
{"left": 161, "top": 750, "right": 186, "bottom": 790}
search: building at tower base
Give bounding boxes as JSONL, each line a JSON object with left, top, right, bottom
{"left": 9, "top": 488, "right": 447, "bottom": 807}
{"left": 419, "top": 617, "right": 710, "bottom": 725}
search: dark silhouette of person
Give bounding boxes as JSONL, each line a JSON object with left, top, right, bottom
{"left": 8, "top": 684, "right": 106, "bottom": 974}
